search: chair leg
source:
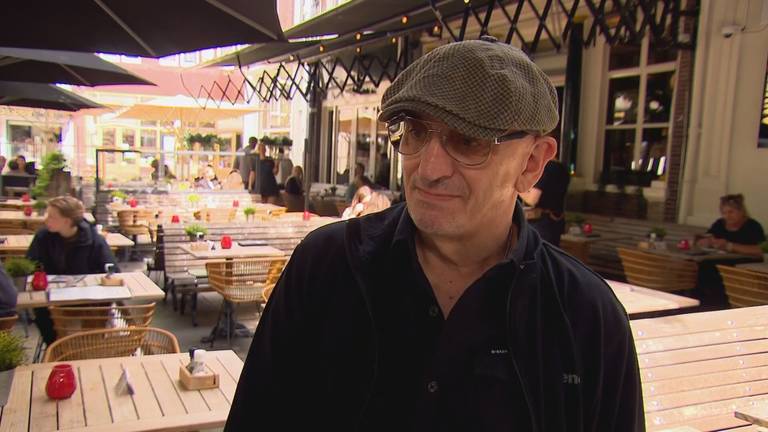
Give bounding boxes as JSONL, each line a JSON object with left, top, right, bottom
{"left": 226, "top": 301, "right": 233, "bottom": 347}
{"left": 170, "top": 281, "right": 178, "bottom": 312}
{"left": 204, "top": 301, "right": 226, "bottom": 348}
{"left": 33, "top": 337, "right": 45, "bottom": 363}
{"left": 191, "top": 292, "right": 198, "bottom": 327}
{"left": 180, "top": 290, "right": 187, "bottom": 315}
{"left": 21, "top": 310, "right": 30, "bottom": 338}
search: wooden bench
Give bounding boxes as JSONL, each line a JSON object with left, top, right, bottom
{"left": 151, "top": 215, "right": 338, "bottom": 325}
{"left": 569, "top": 213, "right": 704, "bottom": 281}
{"left": 633, "top": 305, "right": 768, "bottom": 431}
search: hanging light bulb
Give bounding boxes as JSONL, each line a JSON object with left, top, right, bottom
{"left": 401, "top": 15, "right": 408, "bottom": 24}
{"left": 319, "top": 44, "right": 325, "bottom": 53}
{"left": 356, "top": 47, "right": 362, "bottom": 54}
{"left": 391, "top": 37, "right": 397, "bottom": 44}
{"left": 355, "top": 32, "right": 362, "bottom": 41}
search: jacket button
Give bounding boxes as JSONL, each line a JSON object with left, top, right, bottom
{"left": 428, "top": 305, "right": 440, "bottom": 318}
{"left": 427, "top": 380, "right": 439, "bottom": 393}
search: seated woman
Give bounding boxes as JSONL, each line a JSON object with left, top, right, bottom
{"left": 285, "top": 166, "right": 304, "bottom": 196}
{"left": 341, "top": 186, "right": 391, "bottom": 220}
{"left": 26, "top": 196, "right": 119, "bottom": 345}
{"left": 195, "top": 165, "right": 221, "bottom": 190}
{"left": 697, "top": 194, "right": 765, "bottom": 257}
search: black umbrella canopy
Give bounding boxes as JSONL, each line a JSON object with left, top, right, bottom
{"left": 0, "top": 81, "right": 105, "bottom": 112}
{"left": 0, "top": 47, "right": 154, "bottom": 86}
{"left": 0, "top": 0, "right": 285, "bottom": 58}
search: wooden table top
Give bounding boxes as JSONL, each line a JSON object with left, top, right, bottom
{"left": 640, "top": 246, "right": 758, "bottom": 263}
{"left": 0, "top": 350, "right": 243, "bottom": 432}
{"left": 180, "top": 243, "right": 284, "bottom": 260}
{"left": 734, "top": 404, "right": 768, "bottom": 427}
{"left": 0, "top": 211, "right": 95, "bottom": 224}
{"left": 0, "top": 233, "right": 134, "bottom": 252}
{"left": 736, "top": 262, "right": 768, "bottom": 274}
{"left": 607, "top": 280, "right": 700, "bottom": 317}
{"left": 16, "top": 272, "right": 164, "bottom": 309}
{"left": 0, "top": 199, "right": 38, "bottom": 209}
{"left": 561, "top": 233, "right": 631, "bottom": 243}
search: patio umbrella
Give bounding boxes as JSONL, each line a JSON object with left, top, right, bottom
{"left": 0, "top": 81, "right": 105, "bottom": 112}
{"left": 0, "top": 0, "right": 285, "bottom": 58}
{"left": 116, "top": 95, "right": 258, "bottom": 123}
{"left": 0, "top": 47, "right": 154, "bottom": 86}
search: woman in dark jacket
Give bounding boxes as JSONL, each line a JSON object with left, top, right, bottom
{"left": 26, "top": 196, "right": 118, "bottom": 344}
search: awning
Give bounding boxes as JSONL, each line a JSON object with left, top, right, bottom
{"left": 207, "top": 0, "right": 471, "bottom": 67}
{"left": 0, "top": 81, "right": 106, "bottom": 112}
{"left": 115, "top": 94, "right": 259, "bottom": 123}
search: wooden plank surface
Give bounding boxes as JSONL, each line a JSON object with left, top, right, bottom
{"left": 0, "top": 351, "right": 241, "bottom": 431}
{"left": 179, "top": 243, "right": 284, "bottom": 259}
{"left": 16, "top": 272, "right": 164, "bottom": 309}
{"left": 633, "top": 306, "right": 768, "bottom": 431}
{"left": 641, "top": 246, "right": 758, "bottom": 263}
{"left": 607, "top": 280, "right": 700, "bottom": 316}
{"left": 0, "top": 211, "right": 95, "bottom": 224}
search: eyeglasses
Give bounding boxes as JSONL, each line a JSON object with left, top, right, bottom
{"left": 386, "top": 114, "right": 530, "bottom": 167}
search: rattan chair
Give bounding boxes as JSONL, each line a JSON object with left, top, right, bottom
{"left": 49, "top": 303, "right": 156, "bottom": 338}
{"left": 118, "top": 209, "right": 157, "bottom": 242}
{"left": 43, "top": 327, "right": 180, "bottom": 362}
{"left": 205, "top": 257, "right": 287, "bottom": 346}
{"left": 0, "top": 314, "right": 18, "bottom": 331}
{"left": 617, "top": 247, "right": 698, "bottom": 292}
{"left": 717, "top": 265, "right": 768, "bottom": 308}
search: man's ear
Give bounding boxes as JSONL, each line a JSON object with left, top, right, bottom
{"left": 515, "top": 136, "right": 557, "bottom": 193}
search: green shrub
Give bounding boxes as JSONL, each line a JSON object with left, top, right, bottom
{"left": 4, "top": 258, "right": 36, "bottom": 278}
{"left": 184, "top": 224, "right": 208, "bottom": 237}
{"left": 243, "top": 207, "right": 256, "bottom": 216}
{"left": 649, "top": 227, "right": 667, "bottom": 239}
{"left": 32, "top": 200, "right": 47, "bottom": 211}
{"left": 187, "top": 194, "right": 201, "bottom": 204}
{"left": 31, "top": 151, "right": 67, "bottom": 199}
{"left": 110, "top": 190, "right": 128, "bottom": 200}
{"left": 0, "top": 332, "right": 25, "bottom": 372}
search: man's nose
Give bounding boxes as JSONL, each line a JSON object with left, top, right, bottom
{"left": 417, "top": 133, "right": 455, "bottom": 181}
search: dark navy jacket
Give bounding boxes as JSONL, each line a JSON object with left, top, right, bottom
{"left": 226, "top": 203, "right": 645, "bottom": 431}
{"left": 26, "top": 220, "right": 119, "bottom": 275}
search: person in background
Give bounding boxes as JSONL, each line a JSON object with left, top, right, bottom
{"left": 285, "top": 166, "right": 304, "bottom": 196}
{"left": 245, "top": 137, "right": 260, "bottom": 193}
{"left": 345, "top": 162, "right": 374, "bottom": 203}
{"left": 697, "top": 194, "right": 765, "bottom": 256}
{"left": 150, "top": 159, "right": 176, "bottom": 181}
{"left": 8, "top": 156, "right": 26, "bottom": 175}
{"left": 195, "top": 165, "right": 220, "bottom": 190}
{"left": 27, "top": 196, "right": 118, "bottom": 345}
{"left": 0, "top": 268, "right": 17, "bottom": 318}
{"left": 276, "top": 147, "right": 293, "bottom": 187}
{"left": 519, "top": 158, "right": 570, "bottom": 246}
{"left": 257, "top": 143, "right": 279, "bottom": 204}
{"left": 341, "top": 185, "right": 391, "bottom": 219}
{"left": 222, "top": 168, "right": 244, "bottom": 190}
{"left": 0, "top": 156, "right": 6, "bottom": 174}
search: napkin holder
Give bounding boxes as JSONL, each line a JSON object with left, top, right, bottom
{"left": 190, "top": 242, "right": 209, "bottom": 251}
{"left": 179, "top": 365, "right": 219, "bottom": 390}
{"left": 100, "top": 275, "right": 124, "bottom": 286}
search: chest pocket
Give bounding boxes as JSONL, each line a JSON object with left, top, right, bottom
{"left": 465, "top": 353, "right": 532, "bottom": 431}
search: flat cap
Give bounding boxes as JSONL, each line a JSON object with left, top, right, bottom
{"left": 379, "top": 36, "right": 559, "bottom": 139}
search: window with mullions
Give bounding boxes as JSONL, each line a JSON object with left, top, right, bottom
{"left": 602, "top": 36, "right": 677, "bottom": 187}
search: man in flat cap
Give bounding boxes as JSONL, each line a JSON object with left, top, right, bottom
{"left": 227, "top": 37, "right": 644, "bottom": 431}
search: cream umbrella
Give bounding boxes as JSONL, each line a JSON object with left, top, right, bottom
{"left": 116, "top": 94, "right": 258, "bottom": 124}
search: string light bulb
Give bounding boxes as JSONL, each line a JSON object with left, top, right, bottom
{"left": 319, "top": 44, "right": 325, "bottom": 53}
{"left": 391, "top": 37, "right": 397, "bottom": 44}
{"left": 356, "top": 47, "right": 361, "bottom": 54}
{"left": 463, "top": 0, "right": 470, "bottom": 4}
{"left": 289, "top": 55, "right": 295, "bottom": 61}
{"left": 355, "top": 32, "right": 362, "bottom": 40}
{"left": 401, "top": 15, "right": 408, "bottom": 24}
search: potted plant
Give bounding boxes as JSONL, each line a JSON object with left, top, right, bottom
{"left": 110, "top": 190, "right": 128, "bottom": 204}
{"left": 243, "top": 207, "right": 256, "bottom": 222}
{"left": 4, "top": 258, "right": 36, "bottom": 292}
{"left": 32, "top": 200, "right": 47, "bottom": 216}
{"left": 184, "top": 224, "right": 208, "bottom": 242}
{"left": 649, "top": 227, "right": 667, "bottom": 241}
{"left": 31, "top": 151, "right": 68, "bottom": 199}
{"left": 565, "top": 213, "right": 586, "bottom": 235}
{"left": 187, "top": 194, "right": 201, "bottom": 208}
{"left": 0, "top": 331, "right": 25, "bottom": 406}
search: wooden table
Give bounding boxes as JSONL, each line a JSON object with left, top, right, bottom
{"left": 180, "top": 243, "right": 284, "bottom": 260}
{"left": 0, "top": 350, "right": 243, "bottom": 432}
{"left": 16, "top": 272, "right": 164, "bottom": 309}
{"left": 0, "top": 233, "right": 134, "bottom": 253}
{"left": 607, "top": 280, "right": 700, "bottom": 318}
{"left": 641, "top": 246, "right": 757, "bottom": 263}
{"left": 735, "top": 405, "right": 768, "bottom": 427}
{"left": 561, "top": 233, "right": 631, "bottom": 262}
{"left": 0, "top": 210, "right": 95, "bottom": 225}
{"left": 0, "top": 199, "right": 38, "bottom": 210}
{"left": 736, "top": 262, "right": 768, "bottom": 274}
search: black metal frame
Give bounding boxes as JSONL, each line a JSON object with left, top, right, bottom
{"left": 193, "top": 0, "right": 698, "bottom": 105}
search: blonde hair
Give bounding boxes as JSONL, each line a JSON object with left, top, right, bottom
{"left": 46, "top": 196, "right": 84, "bottom": 224}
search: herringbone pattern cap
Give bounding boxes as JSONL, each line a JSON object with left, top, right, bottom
{"left": 379, "top": 37, "right": 559, "bottom": 139}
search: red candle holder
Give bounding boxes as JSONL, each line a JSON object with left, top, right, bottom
{"left": 221, "top": 235, "right": 233, "bottom": 249}
{"left": 677, "top": 239, "right": 691, "bottom": 250}
{"left": 232, "top": 200, "right": 239, "bottom": 208}
{"left": 32, "top": 270, "right": 48, "bottom": 291}
{"left": 128, "top": 198, "right": 138, "bottom": 208}
{"left": 23, "top": 206, "right": 33, "bottom": 217}
{"left": 302, "top": 210, "right": 311, "bottom": 221}
{"left": 21, "top": 193, "right": 30, "bottom": 203}
{"left": 171, "top": 215, "right": 181, "bottom": 224}
{"left": 46, "top": 364, "right": 76, "bottom": 400}
{"left": 582, "top": 223, "right": 593, "bottom": 235}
